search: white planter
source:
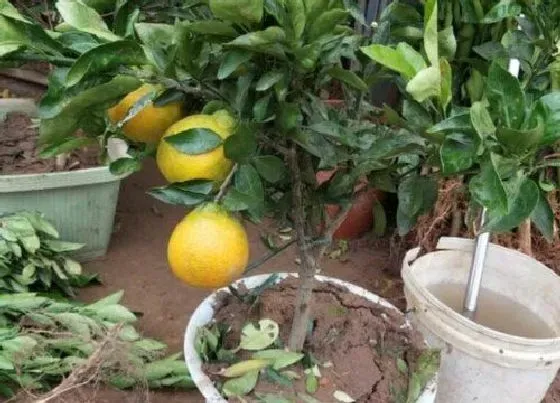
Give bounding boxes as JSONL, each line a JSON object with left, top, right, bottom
{"left": 402, "top": 237, "right": 560, "bottom": 403}
{"left": 184, "top": 273, "right": 438, "bottom": 402}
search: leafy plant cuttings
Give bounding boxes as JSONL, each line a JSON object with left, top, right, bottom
{"left": 0, "top": 290, "right": 193, "bottom": 398}
{"left": 0, "top": 211, "right": 98, "bottom": 296}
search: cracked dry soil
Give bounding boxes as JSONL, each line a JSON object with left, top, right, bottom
{"left": 210, "top": 276, "right": 427, "bottom": 402}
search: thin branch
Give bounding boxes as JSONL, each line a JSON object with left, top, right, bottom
{"left": 318, "top": 202, "right": 353, "bottom": 258}
{"left": 214, "top": 164, "right": 238, "bottom": 203}
{"left": 244, "top": 238, "right": 297, "bottom": 273}
{"left": 0, "top": 68, "right": 48, "bottom": 86}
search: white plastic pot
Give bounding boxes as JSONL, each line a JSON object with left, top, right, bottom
{"left": 184, "top": 273, "right": 437, "bottom": 403}
{"left": 402, "top": 237, "right": 560, "bottom": 403}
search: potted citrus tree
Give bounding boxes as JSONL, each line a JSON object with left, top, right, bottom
{"left": 361, "top": 0, "right": 560, "bottom": 401}
{"left": 0, "top": 0, "right": 185, "bottom": 259}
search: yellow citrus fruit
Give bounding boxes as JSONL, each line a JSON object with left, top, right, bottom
{"left": 156, "top": 110, "right": 235, "bottom": 183}
{"left": 107, "top": 84, "right": 183, "bottom": 144}
{"left": 167, "top": 204, "right": 249, "bottom": 288}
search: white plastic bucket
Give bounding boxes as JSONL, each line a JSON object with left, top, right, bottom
{"left": 184, "top": 273, "right": 437, "bottom": 402}
{"left": 402, "top": 237, "right": 560, "bottom": 403}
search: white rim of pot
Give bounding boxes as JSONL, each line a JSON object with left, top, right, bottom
{"left": 184, "top": 273, "right": 438, "bottom": 403}
{"left": 402, "top": 237, "right": 560, "bottom": 368}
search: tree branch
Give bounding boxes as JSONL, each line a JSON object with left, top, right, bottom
{"left": 214, "top": 164, "right": 238, "bottom": 203}
{"left": 287, "top": 143, "right": 317, "bottom": 352}
{"left": 244, "top": 238, "right": 297, "bottom": 273}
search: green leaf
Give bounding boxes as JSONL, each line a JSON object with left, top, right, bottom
{"left": 482, "top": 0, "right": 521, "bottom": 23}
{"left": 406, "top": 66, "right": 440, "bottom": 103}
{"left": 218, "top": 51, "right": 252, "bottom": 80}
{"left": 397, "top": 358, "right": 408, "bottom": 374}
{"left": 469, "top": 154, "right": 508, "bottom": 213}
{"left": 154, "top": 89, "right": 185, "bottom": 108}
{"left": 210, "top": 0, "right": 264, "bottom": 25}
{"left": 253, "top": 94, "right": 273, "bottom": 122}
{"left": 236, "top": 164, "right": 265, "bottom": 200}
{"left": 257, "top": 70, "right": 285, "bottom": 91}
{"left": 56, "top": 0, "right": 120, "bottom": 41}
{"left": 440, "top": 133, "right": 476, "bottom": 175}
{"left": 39, "top": 76, "right": 141, "bottom": 144}
{"left": 406, "top": 350, "right": 440, "bottom": 403}
{"left": 252, "top": 349, "right": 304, "bottom": 370}
{"left": 360, "top": 44, "right": 416, "bottom": 80}
{"left": 286, "top": 0, "right": 306, "bottom": 40}
{"left": 44, "top": 240, "right": 85, "bottom": 252}
{"left": 256, "top": 392, "right": 293, "bottom": 403}
{"left": 222, "top": 370, "right": 259, "bottom": 398}
{"left": 326, "top": 67, "right": 368, "bottom": 92}
{"left": 227, "top": 27, "right": 286, "bottom": 54}
{"left": 485, "top": 178, "right": 539, "bottom": 232}
{"left": 427, "top": 112, "right": 472, "bottom": 134}
{"left": 470, "top": 101, "right": 495, "bottom": 138}
{"left": 398, "top": 175, "right": 438, "bottom": 219}
{"left": 93, "top": 304, "right": 137, "bottom": 323}
{"left": 487, "top": 62, "right": 524, "bottom": 129}
{"left": 277, "top": 102, "right": 303, "bottom": 132}
{"left": 305, "top": 371, "right": 318, "bottom": 394}
{"left": 423, "top": 0, "right": 438, "bottom": 65}
{"left": 239, "top": 319, "right": 279, "bottom": 351}
{"left": 396, "top": 43, "right": 426, "bottom": 75}
{"left": 307, "top": 9, "right": 349, "bottom": 41}
{"left": 185, "top": 20, "right": 238, "bottom": 37}
{"left": 496, "top": 115, "right": 545, "bottom": 152}
{"left": 538, "top": 92, "right": 560, "bottom": 145}
{"left": 65, "top": 41, "right": 146, "bottom": 88}
{"left": 253, "top": 156, "right": 287, "bottom": 183}
{"left": 372, "top": 199, "right": 387, "bottom": 237}
{"left": 531, "top": 191, "right": 555, "bottom": 242}
{"left": 439, "top": 58, "right": 452, "bottom": 110}
{"left": 234, "top": 73, "right": 254, "bottom": 113}
{"left": 438, "top": 25, "right": 456, "bottom": 60}
{"left": 165, "top": 128, "right": 223, "bottom": 155}
{"left": 0, "top": 354, "right": 14, "bottom": 370}
{"left": 148, "top": 185, "right": 207, "bottom": 206}
{"left": 20, "top": 236, "right": 40, "bottom": 253}
{"left": 224, "top": 132, "right": 258, "bottom": 164}
{"left": 110, "top": 158, "right": 142, "bottom": 176}
{"left": 64, "top": 258, "right": 81, "bottom": 276}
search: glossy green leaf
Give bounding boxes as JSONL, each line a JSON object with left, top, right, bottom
{"left": 406, "top": 66, "right": 440, "bottom": 103}
{"left": 56, "top": 0, "right": 120, "bottom": 41}
{"left": 227, "top": 26, "right": 286, "bottom": 48}
{"left": 438, "top": 25, "right": 456, "bottom": 60}
{"left": 185, "top": 20, "right": 238, "bottom": 37}
{"left": 224, "top": 132, "right": 258, "bottom": 164}
{"left": 398, "top": 175, "right": 438, "bottom": 219}
{"left": 470, "top": 101, "right": 495, "bottom": 138}
{"left": 487, "top": 62, "right": 525, "bottom": 129}
{"left": 210, "top": 0, "right": 264, "bottom": 25}
{"left": 307, "top": 9, "right": 348, "bottom": 41}
{"left": 427, "top": 112, "right": 472, "bottom": 134}
{"left": 165, "top": 128, "right": 222, "bottom": 155}
{"left": 305, "top": 372, "right": 318, "bottom": 394}
{"left": 253, "top": 156, "right": 287, "bottom": 183}
{"left": 44, "top": 240, "right": 85, "bottom": 252}
{"left": 39, "top": 137, "right": 94, "bottom": 158}
{"left": 423, "top": 0, "right": 438, "bottom": 65}
{"left": 531, "top": 191, "right": 555, "bottom": 242}
{"left": 236, "top": 164, "right": 265, "bottom": 200}
{"left": 147, "top": 185, "right": 207, "bottom": 206}
{"left": 218, "top": 51, "right": 252, "bottom": 80}
{"left": 539, "top": 92, "right": 560, "bottom": 145}
{"left": 440, "top": 133, "right": 476, "bottom": 175}
{"left": 496, "top": 115, "right": 544, "bottom": 152}
{"left": 469, "top": 154, "right": 508, "bottom": 213}
{"left": 360, "top": 44, "right": 416, "bottom": 79}
{"left": 253, "top": 94, "right": 273, "bottom": 122}
{"left": 257, "top": 70, "right": 285, "bottom": 91}
{"left": 109, "top": 158, "right": 142, "bottom": 176}
{"left": 326, "top": 67, "right": 368, "bottom": 91}
{"left": 286, "top": 0, "right": 306, "bottom": 40}
{"left": 482, "top": 0, "right": 521, "bottom": 23}
{"left": 277, "top": 102, "right": 303, "bottom": 132}
{"left": 406, "top": 350, "right": 440, "bottom": 402}
{"left": 252, "top": 349, "right": 304, "bottom": 370}
{"left": 396, "top": 43, "right": 426, "bottom": 75}
{"left": 485, "top": 178, "right": 539, "bottom": 232}
{"left": 65, "top": 41, "right": 146, "bottom": 88}
{"left": 372, "top": 199, "right": 387, "bottom": 237}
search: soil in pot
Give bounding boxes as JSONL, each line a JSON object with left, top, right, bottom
{"left": 0, "top": 112, "right": 99, "bottom": 174}
{"left": 199, "top": 276, "right": 438, "bottom": 402}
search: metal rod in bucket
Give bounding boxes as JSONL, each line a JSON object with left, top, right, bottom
{"left": 462, "top": 45, "right": 523, "bottom": 317}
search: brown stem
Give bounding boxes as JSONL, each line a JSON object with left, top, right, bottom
{"left": 287, "top": 144, "right": 316, "bottom": 352}
{"left": 450, "top": 209, "right": 463, "bottom": 237}
{"left": 214, "top": 164, "right": 238, "bottom": 203}
{"left": 0, "top": 68, "right": 48, "bottom": 86}
{"left": 518, "top": 218, "right": 532, "bottom": 256}
{"left": 318, "top": 203, "right": 353, "bottom": 258}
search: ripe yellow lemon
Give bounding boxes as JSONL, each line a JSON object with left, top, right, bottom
{"left": 167, "top": 204, "right": 249, "bottom": 288}
{"left": 107, "top": 84, "right": 183, "bottom": 144}
{"left": 156, "top": 110, "right": 235, "bottom": 183}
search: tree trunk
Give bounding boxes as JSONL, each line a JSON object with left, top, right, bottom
{"left": 518, "top": 218, "right": 532, "bottom": 256}
{"left": 287, "top": 144, "right": 316, "bottom": 352}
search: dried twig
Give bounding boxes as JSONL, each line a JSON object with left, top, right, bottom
{"left": 0, "top": 68, "right": 48, "bottom": 86}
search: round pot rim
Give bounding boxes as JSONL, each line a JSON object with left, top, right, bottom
{"left": 184, "top": 272, "right": 438, "bottom": 403}
{"left": 402, "top": 237, "right": 560, "bottom": 367}
{"left": 0, "top": 166, "right": 123, "bottom": 192}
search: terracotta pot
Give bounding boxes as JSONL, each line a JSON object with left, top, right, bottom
{"left": 316, "top": 170, "right": 385, "bottom": 240}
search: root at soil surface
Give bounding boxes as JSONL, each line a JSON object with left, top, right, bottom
{"left": 408, "top": 181, "right": 560, "bottom": 274}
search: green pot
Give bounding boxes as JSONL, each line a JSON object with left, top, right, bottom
{"left": 0, "top": 167, "right": 121, "bottom": 260}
